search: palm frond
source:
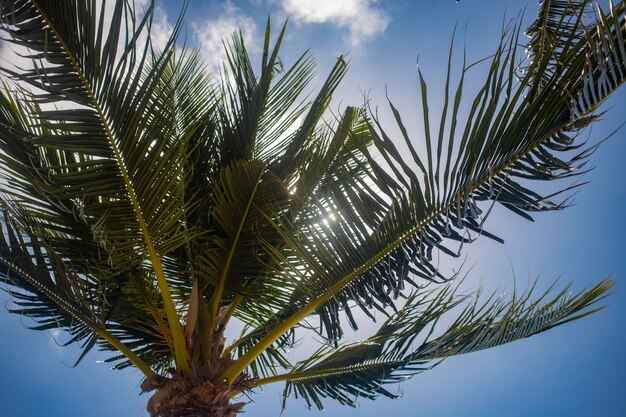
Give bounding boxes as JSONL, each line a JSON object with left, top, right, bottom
{"left": 276, "top": 278, "right": 613, "bottom": 410}
{"left": 526, "top": 0, "right": 592, "bottom": 82}
{"left": 0, "top": 204, "right": 101, "bottom": 358}
{"left": 0, "top": 0, "right": 200, "bottom": 371}
{"left": 201, "top": 160, "right": 294, "bottom": 315}
{"left": 0, "top": 2, "right": 623, "bottom": 410}
{"left": 217, "top": 19, "right": 347, "bottom": 169}
{"left": 224, "top": 2, "right": 626, "bottom": 381}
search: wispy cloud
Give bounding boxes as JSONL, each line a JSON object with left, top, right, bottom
{"left": 277, "top": 0, "right": 390, "bottom": 47}
{"left": 150, "top": 6, "right": 175, "bottom": 50}
{"left": 192, "top": 2, "right": 258, "bottom": 74}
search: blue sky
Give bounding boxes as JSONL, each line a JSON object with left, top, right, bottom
{"left": 1, "top": 1, "right": 625, "bottom": 416}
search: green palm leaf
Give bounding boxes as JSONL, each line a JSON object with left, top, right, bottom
{"left": 0, "top": 0, "right": 197, "bottom": 371}
{"left": 275, "top": 278, "right": 613, "bottom": 410}
{"left": 223, "top": 1, "right": 626, "bottom": 382}
{"left": 0, "top": 1, "right": 623, "bottom": 415}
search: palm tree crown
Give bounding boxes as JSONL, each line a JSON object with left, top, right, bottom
{"left": 0, "top": 1, "right": 624, "bottom": 416}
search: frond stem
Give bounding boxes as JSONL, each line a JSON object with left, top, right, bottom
{"left": 0, "top": 256, "right": 154, "bottom": 377}
{"left": 211, "top": 171, "right": 264, "bottom": 320}
{"left": 30, "top": 0, "right": 189, "bottom": 374}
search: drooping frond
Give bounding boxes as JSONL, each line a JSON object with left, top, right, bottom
{"left": 276, "top": 278, "right": 613, "bottom": 409}
{"left": 0, "top": 0, "right": 202, "bottom": 371}
{"left": 0, "top": 204, "right": 102, "bottom": 363}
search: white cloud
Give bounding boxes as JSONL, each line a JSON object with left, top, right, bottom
{"left": 192, "top": 2, "right": 258, "bottom": 74}
{"left": 149, "top": 7, "right": 175, "bottom": 50}
{"left": 278, "top": 0, "right": 390, "bottom": 47}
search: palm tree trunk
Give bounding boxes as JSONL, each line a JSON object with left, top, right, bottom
{"left": 146, "top": 376, "right": 246, "bottom": 417}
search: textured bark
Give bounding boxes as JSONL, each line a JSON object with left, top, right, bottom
{"left": 143, "top": 329, "right": 255, "bottom": 417}
{"left": 144, "top": 361, "right": 254, "bottom": 417}
{"left": 143, "top": 297, "right": 254, "bottom": 416}
{"left": 145, "top": 375, "right": 248, "bottom": 417}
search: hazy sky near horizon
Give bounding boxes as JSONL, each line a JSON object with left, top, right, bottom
{"left": 1, "top": 1, "right": 625, "bottom": 416}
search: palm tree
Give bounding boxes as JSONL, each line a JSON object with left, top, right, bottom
{"left": 0, "top": 0, "right": 623, "bottom": 416}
